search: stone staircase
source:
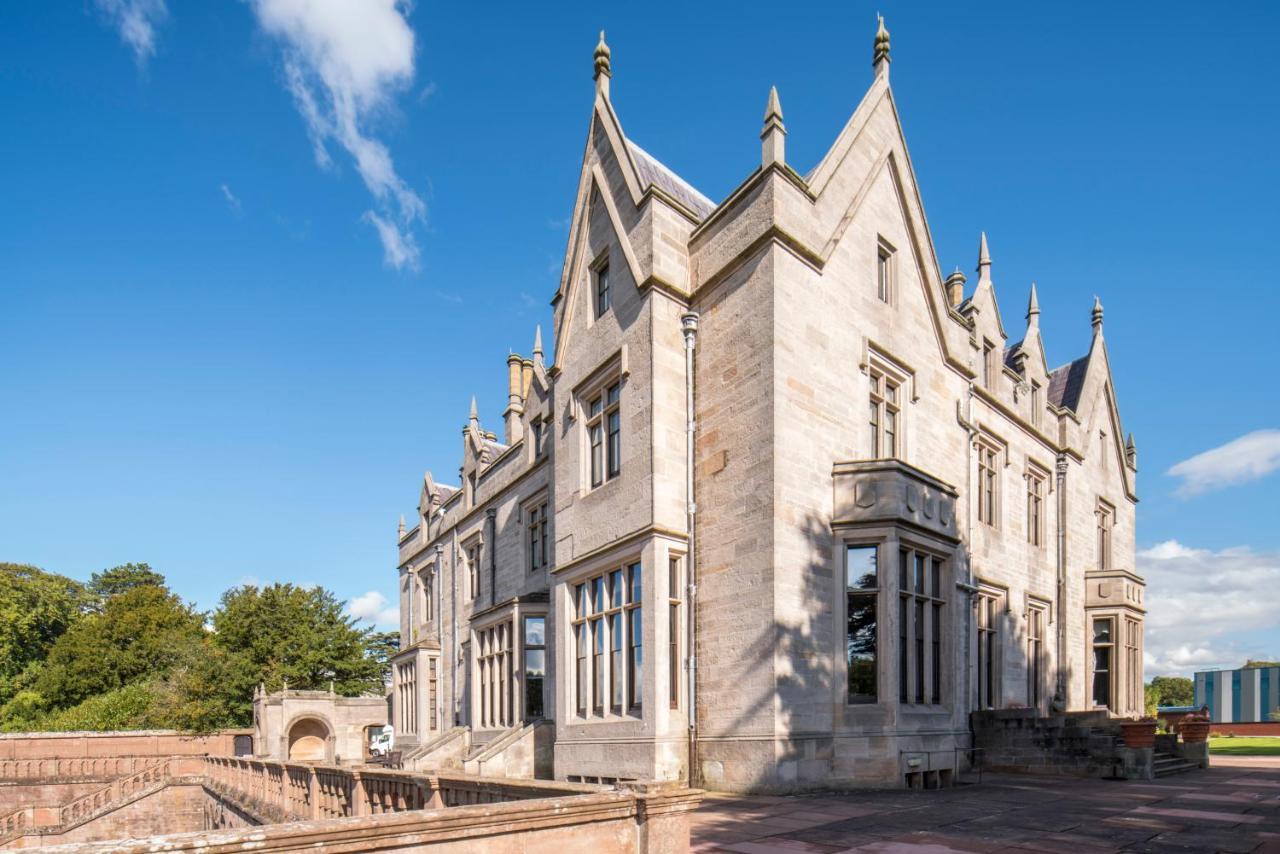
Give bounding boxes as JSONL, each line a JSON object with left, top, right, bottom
{"left": 1153, "top": 750, "right": 1198, "bottom": 777}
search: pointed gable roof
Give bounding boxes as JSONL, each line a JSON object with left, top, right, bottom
{"left": 1047, "top": 355, "right": 1090, "bottom": 411}
{"left": 627, "top": 141, "right": 714, "bottom": 219}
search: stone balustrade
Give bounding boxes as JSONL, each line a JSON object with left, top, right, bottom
{"left": 0, "top": 757, "right": 154, "bottom": 782}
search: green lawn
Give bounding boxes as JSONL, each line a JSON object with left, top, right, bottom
{"left": 1208, "top": 736, "right": 1280, "bottom": 756}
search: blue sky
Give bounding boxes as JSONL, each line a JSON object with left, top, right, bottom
{"left": 1, "top": 1, "right": 1277, "bottom": 678}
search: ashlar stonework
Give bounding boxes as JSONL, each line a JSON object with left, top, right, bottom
{"left": 391, "top": 21, "right": 1142, "bottom": 793}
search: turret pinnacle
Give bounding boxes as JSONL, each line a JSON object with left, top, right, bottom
{"left": 593, "top": 30, "right": 612, "bottom": 96}
{"left": 873, "top": 15, "right": 891, "bottom": 78}
{"left": 1091, "top": 296, "right": 1104, "bottom": 334}
{"left": 1125, "top": 432, "right": 1138, "bottom": 470}
{"left": 761, "top": 86, "right": 786, "bottom": 167}
{"left": 1027, "top": 282, "right": 1040, "bottom": 326}
{"left": 469, "top": 395, "right": 479, "bottom": 426}
{"left": 398, "top": 514, "right": 406, "bottom": 537}
{"left": 533, "top": 325, "right": 543, "bottom": 360}
{"left": 976, "top": 232, "right": 992, "bottom": 283}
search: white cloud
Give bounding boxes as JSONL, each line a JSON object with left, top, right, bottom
{"left": 1167, "top": 429, "right": 1280, "bottom": 497}
{"left": 347, "top": 590, "right": 399, "bottom": 629}
{"left": 248, "top": 0, "right": 425, "bottom": 269}
{"left": 363, "top": 211, "right": 419, "bottom": 270}
{"left": 1138, "top": 539, "right": 1280, "bottom": 676}
{"left": 220, "top": 183, "right": 242, "bottom": 213}
{"left": 95, "top": 0, "right": 167, "bottom": 65}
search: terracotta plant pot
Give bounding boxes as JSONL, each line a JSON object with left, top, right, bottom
{"left": 1179, "top": 721, "right": 1211, "bottom": 743}
{"left": 1119, "top": 719, "right": 1158, "bottom": 749}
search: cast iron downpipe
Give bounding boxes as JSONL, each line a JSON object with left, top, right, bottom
{"left": 680, "top": 311, "right": 700, "bottom": 785}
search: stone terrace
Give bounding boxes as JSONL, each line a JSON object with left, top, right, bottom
{"left": 691, "top": 759, "right": 1280, "bottom": 853}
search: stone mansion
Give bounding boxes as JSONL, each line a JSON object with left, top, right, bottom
{"left": 391, "top": 21, "right": 1143, "bottom": 792}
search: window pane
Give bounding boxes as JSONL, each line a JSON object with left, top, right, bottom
{"left": 846, "top": 546, "right": 877, "bottom": 591}
{"left": 1093, "top": 619, "right": 1111, "bottom": 643}
{"left": 629, "top": 563, "right": 642, "bottom": 603}
{"left": 610, "top": 570, "right": 623, "bottom": 608}
{"left": 914, "top": 553, "right": 926, "bottom": 593}
{"left": 525, "top": 649, "right": 545, "bottom": 719}
{"left": 592, "top": 577, "right": 604, "bottom": 612}
{"left": 525, "top": 616, "right": 545, "bottom": 647}
{"left": 606, "top": 383, "right": 620, "bottom": 406}
{"left": 629, "top": 607, "right": 643, "bottom": 708}
{"left": 847, "top": 592, "right": 877, "bottom": 702}
{"left": 610, "top": 614, "right": 623, "bottom": 711}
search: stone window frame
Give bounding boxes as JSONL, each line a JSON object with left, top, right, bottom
{"left": 860, "top": 344, "right": 917, "bottom": 462}
{"left": 975, "top": 583, "right": 1005, "bottom": 711}
{"left": 831, "top": 523, "right": 957, "bottom": 721}
{"left": 1029, "top": 379, "right": 1042, "bottom": 429}
{"left": 1023, "top": 461, "right": 1050, "bottom": 548}
{"left": 567, "top": 557, "right": 644, "bottom": 723}
{"left": 975, "top": 434, "right": 1004, "bottom": 529}
{"left": 982, "top": 339, "right": 997, "bottom": 390}
{"left": 577, "top": 367, "right": 624, "bottom": 492}
{"left": 1096, "top": 498, "right": 1115, "bottom": 571}
{"left": 667, "top": 552, "right": 685, "bottom": 711}
{"left": 522, "top": 492, "right": 551, "bottom": 574}
{"left": 591, "top": 251, "right": 611, "bottom": 320}
{"left": 1088, "top": 614, "right": 1118, "bottom": 712}
{"left": 876, "top": 235, "right": 897, "bottom": 305}
{"left": 417, "top": 561, "right": 436, "bottom": 631}
{"left": 462, "top": 535, "right": 482, "bottom": 602}
{"left": 1025, "top": 597, "right": 1049, "bottom": 711}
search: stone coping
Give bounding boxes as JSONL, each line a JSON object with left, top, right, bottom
{"left": 0, "top": 729, "right": 251, "bottom": 740}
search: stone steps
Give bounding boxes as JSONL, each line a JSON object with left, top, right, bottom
{"left": 1152, "top": 751, "right": 1197, "bottom": 777}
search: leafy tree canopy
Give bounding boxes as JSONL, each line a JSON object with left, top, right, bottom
{"left": 1146, "top": 675, "right": 1195, "bottom": 708}
{"left": 1244, "top": 660, "right": 1280, "bottom": 669}
{"left": 34, "top": 584, "right": 206, "bottom": 710}
{"left": 88, "top": 562, "right": 168, "bottom": 603}
{"left": 0, "top": 563, "right": 89, "bottom": 705}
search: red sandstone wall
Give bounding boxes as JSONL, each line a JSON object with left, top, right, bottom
{"left": 0, "top": 732, "right": 248, "bottom": 762}
{"left": 11, "top": 785, "right": 208, "bottom": 848}
{"left": 1209, "top": 721, "right": 1280, "bottom": 737}
{"left": 0, "top": 781, "right": 105, "bottom": 813}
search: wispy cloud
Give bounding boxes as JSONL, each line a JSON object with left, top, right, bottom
{"left": 94, "top": 0, "right": 167, "bottom": 66}
{"left": 1167, "top": 429, "right": 1280, "bottom": 497}
{"left": 347, "top": 590, "right": 399, "bottom": 629}
{"left": 432, "top": 290, "right": 463, "bottom": 305}
{"left": 248, "top": 0, "right": 424, "bottom": 270}
{"left": 220, "top": 183, "right": 242, "bottom": 214}
{"left": 1139, "top": 540, "right": 1280, "bottom": 676}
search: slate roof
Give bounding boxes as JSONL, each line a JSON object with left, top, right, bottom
{"left": 1004, "top": 341, "right": 1024, "bottom": 369}
{"left": 627, "top": 141, "right": 715, "bottom": 220}
{"left": 1047, "top": 355, "right": 1090, "bottom": 411}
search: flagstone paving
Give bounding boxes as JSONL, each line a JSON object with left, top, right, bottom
{"left": 690, "top": 759, "right": 1280, "bottom": 853}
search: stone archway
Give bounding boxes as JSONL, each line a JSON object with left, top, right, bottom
{"left": 287, "top": 717, "right": 331, "bottom": 762}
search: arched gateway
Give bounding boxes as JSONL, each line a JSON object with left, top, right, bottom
{"left": 286, "top": 717, "right": 330, "bottom": 762}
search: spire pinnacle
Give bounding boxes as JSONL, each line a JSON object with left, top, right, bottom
{"left": 398, "top": 514, "right": 406, "bottom": 537}
{"left": 976, "top": 232, "right": 991, "bottom": 280}
{"left": 761, "top": 85, "right": 786, "bottom": 167}
{"left": 873, "top": 15, "right": 891, "bottom": 76}
{"left": 469, "top": 395, "right": 479, "bottom": 425}
{"left": 1027, "top": 282, "right": 1040, "bottom": 325}
{"left": 593, "top": 30, "right": 612, "bottom": 95}
{"left": 533, "top": 325, "right": 543, "bottom": 359}
{"left": 1091, "top": 296, "right": 1104, "bottom": 333}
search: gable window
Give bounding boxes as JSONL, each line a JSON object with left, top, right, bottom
{"left": 900, "top": 548, "right": 945, "bottom": 705}
{"left": 876, "top": 241, "right": 894, "bottom": 304}
{"left": 422, "top": 567, "right": 434, "bottom": 624}
{"left": 1026, "top": 469, "right": 1045, "bottom": 547}
{"left": 571, "top": 562, "right": 643, "bottom": 718}
{"left": 1030, "top": 380, "right": 1042, "bottom": 428}
{"left": 466, "top": 542, "right": 481, "bottom": 600}
{"left": 526, "top": 500, "right": 549, "bottom": 573}
{"left": 1096, "top": 500, "right": 1114, "bottom": 570}
{"left": 595, "top": 261, "right": 611, "bottom": 317}
{"left": 869, "top": 369, "right": 900, "bottom": 459}
{"left": 1027, "top": 602, "right": 1046, "bottom": 709}
{"left": 846, "top": 545, "right": 879, "bottom": 704}
{"left": 978, "top": 443, "right": 999, "bottom": 527}
{"left": 982, "top": 340, "right": 997, "bottom": 389}
{"left": 976, "top": 589, "right": 1001, "bottom": 709}
{"left": 532, "top": 418, "right": 547, "bottom": 459}
{"left": 587, "top": 381, "right": 622, "bottom": 488}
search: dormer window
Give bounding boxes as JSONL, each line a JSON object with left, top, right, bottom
{"left": 595, "top": 261, "right": 610, "bottom": 317}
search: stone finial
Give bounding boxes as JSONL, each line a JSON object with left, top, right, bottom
{"left": 976, "top": 232, "right": 992, "bottom": 283}
{"left": 532, "top": 325, "right": 543, "bottom": 361}
{"left": 944, "top": 269, "right": 967, "bottom": 308}
{"left": 1091, "top": 295, "right": 1104, "bottom": 333}
{"left": 1027, "top": 282, "right": 1040, "bottom": 326}
{"left": 398, "top": 514, "right": 406, "bottom": 537}
{"left": 873, "top": 15, "right": 891, "bottom": 77}
{"left": 761, "top": 86, "right": 786, "bottom": 168}
{"left": 594, "top": 30, "right": 612, "bottom": 96}
{"left": 469, "top": 395, "right": 479, "bottom": 426}
{"left": 1125, "top": 432, "right": 1138, "bottom": 470}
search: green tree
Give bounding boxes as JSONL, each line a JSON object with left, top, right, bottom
{"left": 1244, "top": 660, "right": 1280, "bottom": 669}
{"left": 87, "top": 563, "right": 167, "bottom": 603}
{"left": 0, "top": 564, "right": 88, "bottom": 706}
{"left": 1146, "top": 675, "right": 1195, "bottom": 708}
{"left": 366, "top": 631, "right": 400, "bottom": 684}
{"left": 34, "top": 585, "right": 207, "bottom": 710}
{"left": 210, "top": 584, "right": 386, "bottom": 724}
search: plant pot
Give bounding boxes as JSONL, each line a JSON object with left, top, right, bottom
{"left": 1179, "top": 721, "right": 1211, "bottom": 743}
{"left": 1119, "top": 720, "right": 1158, "bottom": 749}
